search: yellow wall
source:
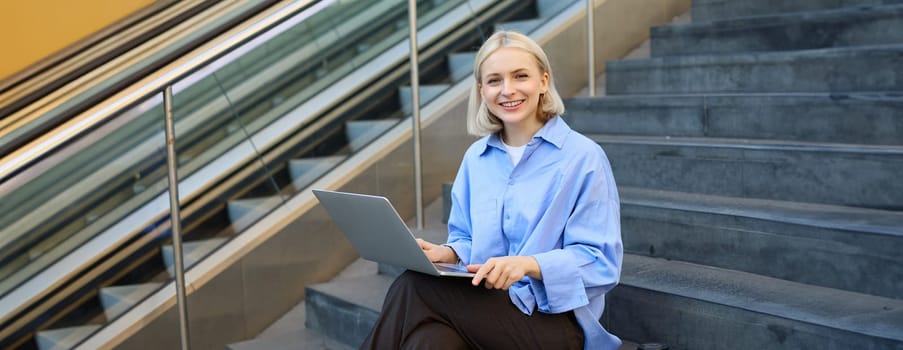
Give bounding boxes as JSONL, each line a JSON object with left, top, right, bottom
{"left": 0, "top": 0, "right": 155, "bottom": 82}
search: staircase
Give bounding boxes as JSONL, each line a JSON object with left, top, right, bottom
{"left": 564, "top": 0, "right": 903, "bottom": 348}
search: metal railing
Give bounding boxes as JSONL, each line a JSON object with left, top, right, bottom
{"left": 587, "top": 0, "right": 596, "bottom": 97}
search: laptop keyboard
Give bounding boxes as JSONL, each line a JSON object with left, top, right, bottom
{"left": 435, "top": 262, "right": 470, "bottom": 273}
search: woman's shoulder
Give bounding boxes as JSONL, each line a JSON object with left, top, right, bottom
{"left": 563, "top": 129, "right": 606, "bottom": 157}
{"left": 462, "top": 134, "right": 493, "bottom": 158}
{"left": 557, "top": 128, "right": 614, "bottom": 176}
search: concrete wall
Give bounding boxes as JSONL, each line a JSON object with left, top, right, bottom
{"left": 0, "top": 0, "right": 156, "bottom": 81}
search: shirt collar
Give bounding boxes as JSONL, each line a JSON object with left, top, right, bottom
{"left": 533, "top": 115, "right": 569, "bottom": 149}
{"left": 479, "top": 115, "right": 569, "bottom": 155}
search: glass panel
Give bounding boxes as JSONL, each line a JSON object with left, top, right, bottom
{"left": 0, "top": 92, "right": 169, "bottom": 348}
{"left": 0, "top": 95, "right": 168, "bottom": 298}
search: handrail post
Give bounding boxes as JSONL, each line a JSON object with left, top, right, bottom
{"left": 587, "top": 0, "right": 596, "bottom": 97}
{"left": 408, "top": 0, "right": 424, "bottom": 230}
{"left": 163, "top": 86, "right": 191, "bottom": 350}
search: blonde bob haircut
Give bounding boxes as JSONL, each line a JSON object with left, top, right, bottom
{"left": 466, "top": 30, "right": 565, "bottom": 136}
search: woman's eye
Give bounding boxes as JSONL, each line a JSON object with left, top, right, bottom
{"left": 516, "top": 73, "right": 528, "bottom": 79}
{"left": 486, "top": 78, "right": 500, "bottom": 84}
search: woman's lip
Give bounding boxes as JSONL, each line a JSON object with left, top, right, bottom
{"left": 499, "top": 100, "right": 525, "bottom": 110}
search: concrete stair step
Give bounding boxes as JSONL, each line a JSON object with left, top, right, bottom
{"left": 345, "top": 119, "right": 399, "bottom": 153}
{"left": 305, "top": 274, "right": 394, "bottom": 348}
{"left": 605, "top": 44, "right": 903, "bottom": 94}
{"left": 99, "top": 282, "right": 164, "bottom": 321}
{"left": 606, "top": 254, "right": 903, "bottom": 349}
{"left": 288, "top": 155, "right": 346, "bottom": 190}
{"left": 398, "top": 85, "right": 450, "bottom": 116}
{"left": 563, "top": 92, "right": 903, "bottom": 145}
{"left": 653, "top": 4, "right": 903, "bottom": 56}
{"left": 227, "top": 259, "right": 377, "bottom": 350}
{"left": 226, "top": 327, "right": 352, "bottom": 350}
{"left": 589, "top": 134, "right": 903, "bottom": 209}
{"left": 692, "top": 0, "right": 903, "bottom": 22}
{"left": 34, "top": 325, "right": 101, "bottom": 350}
{"left": 161, "top": 237, "right": 228, "bottom": 277}
{"left": 620, "top": 187, "right": 903, "bottom": 299}
{"left": 225, "top": 259, "right": 378, "bottom": 350}
{"left": 228, "top": 196, "right": 283, "bottom": 232}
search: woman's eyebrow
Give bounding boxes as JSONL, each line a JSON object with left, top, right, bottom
{"left": 483, "top": 68, "right": 529, "bottom": 77}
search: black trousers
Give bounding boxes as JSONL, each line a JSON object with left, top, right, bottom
{"left": 360, "top": 270, "right": 584, "bottom": 350}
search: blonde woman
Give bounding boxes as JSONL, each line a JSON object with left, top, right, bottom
{"left": 362, "top": 31, "right": 623, "bottom": 350}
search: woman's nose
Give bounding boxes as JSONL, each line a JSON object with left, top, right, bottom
{"left": 501, "top": 79, "right": 515, "bottom": 95}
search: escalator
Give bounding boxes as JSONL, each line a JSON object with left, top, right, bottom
{"left": 0, "top": 0, "right": 576, "bottom": 348}
{"left": 0, "top": 0, "right": 281, "bottom": 159}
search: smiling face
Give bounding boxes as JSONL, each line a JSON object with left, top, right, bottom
{"left": 479, "top": 47, "right": 549, "bottom": 143}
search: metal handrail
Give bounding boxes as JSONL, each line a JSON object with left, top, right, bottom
{"left": 408, "top": 0, "right": 424, "bottom": 230}
{"left": 162, "top": 86, "right": 191, "bottom": 350}
{"left": 587, "top": 0, "right": 596, "bottom": 97}
{"left": 0, "top": 0, "right": 320, "bottom": 184}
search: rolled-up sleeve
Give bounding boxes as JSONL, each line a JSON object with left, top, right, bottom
{"left": 528, "top": 154, "right": 623, "bottom": 314}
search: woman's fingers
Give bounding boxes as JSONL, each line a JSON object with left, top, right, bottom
{"left": 500, "top": 271, "right": 518, "bottom": 290}
{"left": 466, "top": 264, "right": 481, "bottom": 273}
{"left": 471, "top": 257, "right": 528, "bottom": 290}
{"left": 484, "top": 260, "right": 504, "bottom": 289}
{"left": 417, "top": 239, "right": 440, "bottom": 262}
{"left": 471, "top": 261, "right": 490, "bottom": 286}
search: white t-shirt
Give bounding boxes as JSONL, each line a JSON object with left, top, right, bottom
{"left": 503, "top": 140, "right": 527, "bottom": 166}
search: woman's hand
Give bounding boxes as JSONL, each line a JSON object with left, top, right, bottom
{"left": 416, "top": 238, "right": 458, "bottom": 264}
{"left": 468, "top": 256, "right": 541, "bottom": 290}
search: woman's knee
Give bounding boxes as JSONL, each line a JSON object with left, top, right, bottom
{"left": 390, "top": 270, "right": 428, "bottom": 291}
{"left": 384, "top": 270, "right": 433, "bottom": 304}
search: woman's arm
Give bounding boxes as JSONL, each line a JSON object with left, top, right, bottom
{"left": 527, "top": 153, "right": 623, "bottom": 313}
{"left": 444, "top": 154, "right": 476, "bottom": 265}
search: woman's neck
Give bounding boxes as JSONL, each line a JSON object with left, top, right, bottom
{"left": 502, "top": 118, "right": 545, "bottom": 147}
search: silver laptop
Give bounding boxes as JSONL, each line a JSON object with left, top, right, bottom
{"left": 312, "top": 189, "right": 474, "bottom": 278}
